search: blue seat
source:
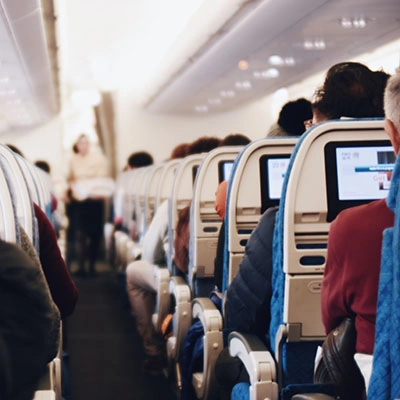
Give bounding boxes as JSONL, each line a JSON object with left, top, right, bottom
{"left": 367, "top": 142, "right": 400, "bottom": 399}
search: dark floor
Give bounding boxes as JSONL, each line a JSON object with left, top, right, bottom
{"left": 65, "top": 262, "right": 177, "bottom": 400}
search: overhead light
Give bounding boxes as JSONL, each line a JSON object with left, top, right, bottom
{"left": 194, "top": 105, "right": 208, "bottom": 113}
{"left": 235, "top": 81, "right": 252, "bottom": 90}
{"left": 238, "top": 60, "right": 249, "bottom": 71}
{"left": 220, "top": 90, "right": 236, "bottom": 98}
{"left": 269, "top": 55, "right": 284, "bottom": 66}
{"left": 340, "top": 17, "right": 367, "bottom": 29}
{"left": 268, "top": 55, "right": 296, "bottom": 66}
{"left": 253, "top": 68, "right": 280, "bottom": 79}
{"left": 303, "top": 39, "right": 326, "bottom": 50}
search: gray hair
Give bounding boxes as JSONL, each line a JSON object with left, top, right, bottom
{"left": 384, "top": 68, "right": 400, "bottom": 131}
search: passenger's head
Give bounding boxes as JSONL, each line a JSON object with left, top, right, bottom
{"left": 312, "top": 62, "right": 389, "bottom": 123}
{"left": 220, "top": 133, "right": 251, "bottom": 146}
{"left": 127, "top": 151, "right": 154, "bottom": 169}
{"left": 74, "top": 134, "right": 90, "bottom": 156}
{"left": 6, "top": 144, "right": 24, "bottom": 157}
{"left": 35, "top": 160, "right": 51, "bottom": 174}
{"left": 384, "top": 69, "right": 400, "bottom": 155}
{"left": 188, "top": 136, "right": 221, "bottom": 155}
{"left": 277, "top": 98, "right": 313, "bottom": 136}
{"left": 170, "top": 143, "right": 190, "bottom": 159}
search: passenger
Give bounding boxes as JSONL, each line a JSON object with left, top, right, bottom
{"left": 214, "top": 63, "right": 389, "bottom": 399}
{"left": 267, "top": 98, "right": 313, "bottom": 137}
{"left": 321, "top": 69, "right": 397, "bottom": 388}
{"left": 0, "top": 239, "right": 60, "bottom": 400}
{"left": 125, "top": 137, "right": 220, "bottom": 375}
{"left": 169, "top": 142, "right": 190, "bottom": 159}
{"left": 67, "top": 133, "right": 109, "bottom": 277}
{"left": 126, "top": 151, "right": 154, "bottom": 170}
{"left": 33, "top": 202, "right": 79, "bottom": 318}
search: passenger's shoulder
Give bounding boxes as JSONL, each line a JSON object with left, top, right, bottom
{"left": 332, "top": 199, "right": 392, "bottom": 232}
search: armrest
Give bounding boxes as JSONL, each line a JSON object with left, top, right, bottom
{"left": 167, "top": 276, "right": 192, "bottom": 362}
{"left": 169, "top": 276, "right": 191, "bottom": 304}
{"left": 152, "top": 266, "right": 171, "bottom": 332}
{"left": 191, "top": 298, "right": 223, "bottom": 400}
{"left": 192, "top": 297, "right": 222, "bottom": 332}
{"left": 228, "top": 332, "right": 278, "bottom": 400}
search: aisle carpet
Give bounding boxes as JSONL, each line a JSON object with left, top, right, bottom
{"left": 65, "top": 264, "right": 177, "bottom": 400}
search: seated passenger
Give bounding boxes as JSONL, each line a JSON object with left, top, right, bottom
{"left": 34, "top": 203, "right": 79, "bottom": 319}
{"left": 125, "top": 137, "right": 220, "bottom": 375}
{"left": 213, "top": 63, "right": 390, "bottom": 399}
{"left": 267, "top": 97, "right": 313, "bottom": 137}
{"left": 321, "top": 68, "right": 398, "bottom": 389}
{"left": 0, "top": 239, "right": 60, "bottom": 400}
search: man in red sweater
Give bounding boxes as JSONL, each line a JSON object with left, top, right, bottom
{"left": 322, "top": 69, "right": 400, "bottom": 356}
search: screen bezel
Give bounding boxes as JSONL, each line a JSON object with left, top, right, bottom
{"left": 324, "top": 139, "right": 393, "bottom": 222}
{"left": 259, "top": 153, "right": 291, "bottom": 213}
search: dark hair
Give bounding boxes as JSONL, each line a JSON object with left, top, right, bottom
{"left": 313, "top": 62, "right": 389, "bottom": 119}
{"left": 170, "top": 143, "right": 190, "bottom": 159}
{"left": 278, "top": 98, "right": 313, "bottom": 136}
{"left": 6, "top": 144, "right": 24, "bottom": 157}
{"left": 127, "top": 151, "right": 154, "bottom": 168}
{"left": 220, "top": 133, "right": 251, "bottom": 146}
{"left": 188, "top": 136, "right": 221, "bottom": 155}
{"left": 34, "top": 160, "right": 51, "bottom": 173}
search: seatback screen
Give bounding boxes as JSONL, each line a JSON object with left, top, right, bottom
{"left": 260, "top": 154, "right": 291, "bottom": 213}
{"left": 218, "top": 160, "right": 234, "bottom": 182}
{"left": 325, "top": 140, "right": 394, "bottom": 221}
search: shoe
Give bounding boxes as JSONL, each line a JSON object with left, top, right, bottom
{"left": 142, "top": 355, "right": 167, "bottom": 376}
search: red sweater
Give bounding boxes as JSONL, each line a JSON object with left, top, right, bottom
{"left": 34, "top": 203, "right": 79, "bottom": 318}
{"left": 321, "top": 199, "right": 394, "bottom": 354}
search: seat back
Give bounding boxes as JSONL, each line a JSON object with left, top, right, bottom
{"left": 271, "top": 119, "right": 390, "bottom": 389}
{"left": 0, "top": 145, "right": 36, "bottom": 245}
{"left": 0, "top": 164, "right": 18, "bottom": 244}
{"left": 189, "top": 145, "right": 243, "bottom": 297}
{"left": 134, "top": 166, "right": 153, "bottom": 241}
{"left": 223, "top": 138, "right": 298, "bottom": 292}
{"left": 156, "top": 159, "right": 181, "bottom": 210}
{"left": 168, "top": 154, "right": 204, "bottom": 272}
{"left": 144, "top": 162, "right": 165, "bottom": 233}
{"left": 113, "top": 169, "right": 131, "bottom": 231}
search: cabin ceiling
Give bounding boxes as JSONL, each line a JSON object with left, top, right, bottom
{"left": 0, "top": 0, "right": 399, "bottom": 132}
{"left": 63, "top": 0, "right": 400, "bottom": 115}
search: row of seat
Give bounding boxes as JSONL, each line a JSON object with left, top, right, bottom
{"left": 111, "top": 118, "right": 395, "bottom": 400}
{"left": 0, "top": 145, "right": 62, "bottom": 400}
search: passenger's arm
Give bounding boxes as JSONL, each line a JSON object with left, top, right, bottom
{"left": 224, "top": 207, "right": 277, "bottom": 339}
{"left": 34, "top": 203, "right": 78, "bottom": 318}
{"left": 173, "top": 205, "right": 190, "bottom": 274}
{"left": 141, "top": 200, "right": 169, "bottom": 264}
{"left": 321, "top": 216, "right": 349, "bottom": 334}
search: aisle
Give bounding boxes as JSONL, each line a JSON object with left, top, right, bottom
{"left": 65, "top": 264, "right": 177, "bottom": 400}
